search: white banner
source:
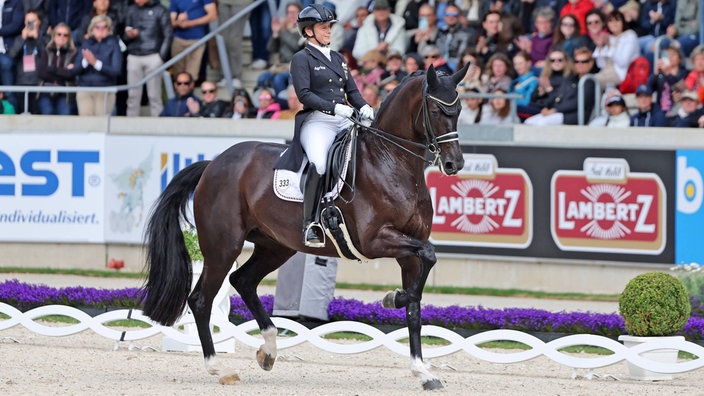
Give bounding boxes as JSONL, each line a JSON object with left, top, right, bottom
{"left": 104, "top": 135, "right": 284, "bottom": 243}
{"left": 0, "top": 133, "right": 105, "bottom": 242}
{"left": 0, "top": 133, "right": 284, "bottom": 244}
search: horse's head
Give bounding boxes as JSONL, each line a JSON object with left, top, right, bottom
{"left": 421, "top": 64, "right": 468, "bottom": 175}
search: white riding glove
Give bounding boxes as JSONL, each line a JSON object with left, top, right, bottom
{"left": 359, "top": 104, "right": 375, "bottom": 120}
{"left": 334, "top": 104, "right": 354, "bottom": 118}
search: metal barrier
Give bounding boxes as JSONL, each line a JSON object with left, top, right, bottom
{"left": 0, "top": 0, "right": 265, "bottom": 114}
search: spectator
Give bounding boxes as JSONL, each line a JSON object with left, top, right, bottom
{"left": 160, "top": 71, "right": 200, "bottom": 117}
{"left": 169, "top": 0, "right": 217, "bottom": 81}
{"left": 479, "top": 87, "right": 512, "bottom": 125}
{"left": 525, "top": 49, "right": 579, "bottom": 125}
{"left": 630, "top": 84, "right": 668, "bottom": 127}
{"left": 73, "top": 15, "right": 122, "bottom": 116}
{"left": 673, "top": 89, "right": 703, "bottom": 127}
{"left": 403, "top": 52, "right": 424, "bottom": 74}
{"left": 420, "top": 45, "right": 453, "bottom": 75}
{"left": 352, "top": 0, "right": 406, "bottom": 60}
{"left": 185, "top": 80, "right": 229, "bottom": 117}
{"left": 256, "top": 2, "right": 304, "bottom": 98}
{"left": 380, "top": 77, "right": 399, "bottom": 101}
{"left": 484, "top": 52, "right": 514, "bottom": 93}
{"left": 436, "top": 3, "right": 472, "bottom": 71}
{"left": 602, "top": 93, "right": 631, "bottom": 127}
{"left": 36, "top": 23, "right": 78, "bottom": 115}
{"left": 216, "top": 0, "right": 252, "bottom": 89}
{"left": 361, "top": 83, "right": 381, "bottom": 112}
{"left": 639, "top": 0, "right": 676, "bottom": 63}
{"left": 458, "top": 86, "right": 483, "bottom": 125}
{"left": 667, "top": 0, "right": 700, "bottom": 58}
{"left": 456, "top": 0, "right": 482, "bottom": 31}
{"left": 552, "top": 14, "right": 588, "bottom": 59}
{"left": 229, "top": 87, "right": 256, "bottom": 119}
{"left": 685, "top": 45, "right": 704, "bottom": 105}
{"left": 9, "top": 9, "right": 46, "bottom": 114}
{"left": 380, "top": 49, "right": 406, "bottom": 83}
{"left": 457, "top": 47, "right": 483, "bottom": 88}
{"left": 593, "top": 10, "right": 640, "bottom": 90}
{"left": 49, "top": 0, "right": 93, "bottom": 32}
{"left": 619, "top": 1, "right": 644, "bottom": 36}
{"left": 560, "top": 0, "right": 594, "bottom": 33}
{"left": 411, "top": 3, "right": 439, "bottom": 55}
{"left": 278, "top": 84, "right": 303, "bottom": 119}
{"left": 583, "top": 9, "right": 607, "bottom": 52}
{"left": 75, "top": 0, "right": 123, "bottom": 47}
{"left": 515, "top": 7, "right": 555, "bottom": 71}
{"left": 512, "top": 51, "right": 539, "bottom": 120}
{"left": 647, "top": 41, "right": 688, "bottom": 116}
{"left": 572, "top": 46, "right": 597, "bottom": 123}
{"left": 342, "top": 6, "right": 368, "bottom": 53}
{"left": 0, "top": 0, "right": 25, "bottom": 110}
{"left": 23, "top": 0, "right": 50, "bottom": 36}
{"left": 0, "top": 91, "right": 16, "bottom": 114}
{"left": 123, "top": 0, "right": 172, "bottom": 117}
{"left": 354, "top": 49, "right": 385, "bottom": 90}
{"left": 473, "top": 10, "right": 507, "bottom": 64}
{"left": 255, "top": 87, "right": 281, "bottom": 119}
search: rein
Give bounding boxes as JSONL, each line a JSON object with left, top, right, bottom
{"left": 349, "top": 79, "right": 461, "bottom": 166}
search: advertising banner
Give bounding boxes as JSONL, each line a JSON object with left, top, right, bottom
{"left": 675, "top": 150, "right": 704, "bottom": 264}
{"left": 0, "top": 133, "right": 105, "bottom": 242}
{"left": 104, "top": 135, "right": 284, "bottom": 244}
{"left": 427, "top": 154, "right": 532, "bottom": 248}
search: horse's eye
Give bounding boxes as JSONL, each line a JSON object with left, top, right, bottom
{"left": 430, "top": 110, "right": 440, "bottom": 117}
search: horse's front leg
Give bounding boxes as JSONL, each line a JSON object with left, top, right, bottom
{"left": 396, "top": 241, "right": 443, "bottom": 390}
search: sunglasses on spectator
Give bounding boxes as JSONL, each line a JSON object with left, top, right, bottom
{"left": 202, "top": 88, "right": 216, "bottom": 94}
{"left": 55, "top": 32, "right": 69, "bottom": 37}
{"left": 175, "top": 81, "right": 191, "bottom": 86}
{"left": 586, "top": 19, "right": 601, "bottom": 25}
{"left": 574, "top": 59, "right": 592, "bottom": 64}
{"left": 445, "top": 12, "right": 459, "bottom": 17}
{"left": 549, "top": 58, "right": 565, "bottom": 63}
{"left": 259, "top": 95, "right": 272, "bottom": 100}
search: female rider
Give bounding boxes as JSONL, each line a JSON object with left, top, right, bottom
{"left": 274, "top": 4, "right": 374, "bottom": 248}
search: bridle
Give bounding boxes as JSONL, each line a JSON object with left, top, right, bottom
{"left": 351, "top": 78, "right": 461, "bottom": 168}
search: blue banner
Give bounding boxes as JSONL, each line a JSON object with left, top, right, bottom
{"left": 675, "top": 150, "right": 704, "bottom": 264}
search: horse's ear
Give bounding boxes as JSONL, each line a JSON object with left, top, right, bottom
{"left": 451, "top": 62, "right": 471, "bottom": 87}
{"left": 426, "top": 64, "right": 438, "bottom": 88}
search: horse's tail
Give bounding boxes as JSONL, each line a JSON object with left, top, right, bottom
{"left": 142, "top": 160, "right": 211, "bottom": 326}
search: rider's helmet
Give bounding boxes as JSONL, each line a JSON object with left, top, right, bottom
{"left": 297, "top": 4, "right": 337, "bottom": 37}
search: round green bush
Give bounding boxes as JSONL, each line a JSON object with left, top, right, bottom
{"left": 619, "top": 272, "right": 691, "bottom": 336}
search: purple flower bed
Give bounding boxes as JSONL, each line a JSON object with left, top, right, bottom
{"left": 2, "top": 279, "right": 703, "bottom": 340}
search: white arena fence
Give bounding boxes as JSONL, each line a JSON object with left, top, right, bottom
{"left": 2, "top": 302, "right": 704, "bottom": 376}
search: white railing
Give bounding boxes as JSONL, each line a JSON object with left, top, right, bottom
{"left": 2, "top": 302, "right": 704, "bottom": 375}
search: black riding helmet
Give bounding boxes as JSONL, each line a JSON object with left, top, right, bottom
{"left": 297, "top": 4, "right": 337, "bottom": 37}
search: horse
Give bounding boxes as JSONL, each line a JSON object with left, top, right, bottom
{"left": 142, "top": 63, "right": 469, "bottom": 391}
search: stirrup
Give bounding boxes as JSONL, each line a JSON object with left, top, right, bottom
{"left": 304, "top": 222, "right": 325, "bottom": 248}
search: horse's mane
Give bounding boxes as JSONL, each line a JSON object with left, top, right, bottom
{"left": 375, "top": 71, "right": 426, "bottom": 121}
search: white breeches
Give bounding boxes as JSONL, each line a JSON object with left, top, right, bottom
{"left": 300, "top": 111, "right": 351, "bottom": 175}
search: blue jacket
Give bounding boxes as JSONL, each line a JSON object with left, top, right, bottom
{"left": 0, "top": 0, "right": 24, "bottom": 53}
{"left": 73, "top": 35, "right": 123, "bottom": 86}
{"left": 160, "top": 92, "right": 200, "bottom": 117}
{"left": 630, "top": 106, "right": 668, "bottom": 127}
{"left": 512, "top": 73, "right": 538, "bottom": 107}
{"left": 49, "top": 0, "right": 93, "bottom": 31}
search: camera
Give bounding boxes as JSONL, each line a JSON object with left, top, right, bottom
{"left": 27, "top": 20, "right": 35, "bottom": 30}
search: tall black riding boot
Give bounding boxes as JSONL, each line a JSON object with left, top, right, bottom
{"left": 302, "top": 168, "right": 325, "bottom": 247}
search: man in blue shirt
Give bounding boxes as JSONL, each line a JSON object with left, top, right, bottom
{"left": 630, "top": 84, "right": 667, "bottom": 127}
{"left": 169, "top": 0, "right": 217, "bottom": 82}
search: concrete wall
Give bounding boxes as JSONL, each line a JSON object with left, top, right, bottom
{"left": 1, "top": 115, "right": 701, "bottom": 294}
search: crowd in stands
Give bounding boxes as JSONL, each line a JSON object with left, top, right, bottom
{"left": 0, "top": 0, "right": 703, "bottom": 128}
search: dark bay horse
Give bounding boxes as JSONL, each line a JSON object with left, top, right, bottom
{"left": 142, "top": 64, "right": 468, "bottom": 390}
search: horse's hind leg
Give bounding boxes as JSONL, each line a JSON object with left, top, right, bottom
{"left": 188, "top": 238, "right": 242, "bottom": 384}
{"left": 230, "top": 238, "right": 295, "bottom": 371}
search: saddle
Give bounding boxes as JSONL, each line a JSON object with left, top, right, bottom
{"left": 272, "top": 126, "right": 367, "bottom": 261}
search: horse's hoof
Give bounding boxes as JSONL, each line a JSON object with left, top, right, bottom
{"left": 422, "top": 378, "right": 444, "bottom": 391}
{"left": 256, "top": 347, "right": 276, "bottom": 371}
{"left": 382, "top": 289, "right": 401, "bottom": 308}
{"left": 218, "top": 373, "right": 241, "bottom": 385}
